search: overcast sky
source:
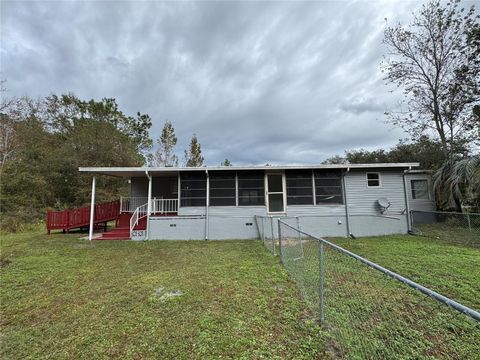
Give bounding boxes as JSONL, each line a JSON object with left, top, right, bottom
{"left": 1, "top": 0, "right": 465, "bottom": 165}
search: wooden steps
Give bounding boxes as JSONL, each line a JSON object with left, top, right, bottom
{"left": 95, "top": 212, "right": 175, "bottom": 240}
{"left": 95, "top": 214, "right": 147, "bottom": 241}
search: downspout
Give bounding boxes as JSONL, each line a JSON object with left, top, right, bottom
{"left": 146, "top": 170, "right": 152, "bottom": 240}
{"left": 205, "top": 169, "right": 209, "bottom": 240}
{"left": 402, "top": 167, "right": 412, "bottom": 234}
{"left": 342, "top": 168, "right": 353, "bottom": 238}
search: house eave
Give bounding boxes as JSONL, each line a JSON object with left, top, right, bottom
{"left": 79, "top": 163, "right": 420, "bottom": 177}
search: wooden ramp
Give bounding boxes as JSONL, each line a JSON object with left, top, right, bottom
{"left": 47, "top": 200, "right": 120, "bottom": 233}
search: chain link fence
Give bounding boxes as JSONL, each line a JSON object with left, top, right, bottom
{"left": 255, "top": 215, "right": 277, "bottom": 255}
{"left": 255, "top": 215, "right": 302, "bottom": 256}
{"left": 411, "top": 210, "right": 480, "bottom": 247}
{"left": 276, "top": 219, "right": 480, "bottom": 359}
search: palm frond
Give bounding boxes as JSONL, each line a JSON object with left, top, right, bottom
{"left": 433, "top": 155, "right": 480, "bottom": 209}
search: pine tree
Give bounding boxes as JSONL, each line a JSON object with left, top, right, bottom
{"left": 184, "top": 134, "right": 204, "bottom": 167}
{"left": 154, "top": 120, "right": 178, "bottom": 167}
{"left": 221, "top": 159, "right": 232, "bottom": 166}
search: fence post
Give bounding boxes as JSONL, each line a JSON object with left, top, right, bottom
{"left": 319, "top": 241, "right": 325, "bottom": 325}
{"left": 277, "top": 219, "right": 283, "bottom": 262}
{"left": 296, "top": 216, "right": 301, "bottom": 242}
{"left": 270, "top": 217, "right": 276, "bottom": 256}
{"left": 261, "top": 217, "right": 264, "bottom": 242}
{"left": 467, "top": 213, "right": 472, "bottom": 232}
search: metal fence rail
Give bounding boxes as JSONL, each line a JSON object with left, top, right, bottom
{"left": 276, "top": 219, "right": 480, "bottom": 359}
{"left": 411, "top": 210, "right": 480, "bottom": 247}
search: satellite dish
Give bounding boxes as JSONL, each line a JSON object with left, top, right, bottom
{"left": 377, "top": 198, "right": 391, "bottom": 213}
{"left": 377, "top": 198, "right": 390, "bottom": 208}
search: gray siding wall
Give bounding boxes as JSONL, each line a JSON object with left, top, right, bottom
{"left": 349, "top": 215, "right": 408, "bottom": 237}
{"left": 130, "top": 176, "right": 178, "bottom": 199}
{"left": 148, "top": 216, "right": 205, "bottom": 240}
{"left": 343, "top": 170, "right": 409, "bottom": 236}
{"left": 405, "top": 174, "right": 436, "bottom": 212}
{"left": 130, "top": 177, "right": 148, "bottom": 198}
{"left": 136, "top": 169, "right": 410, "bottom": 240}
{"left": 344, "top": 170, "right": 407, "bottom": 215}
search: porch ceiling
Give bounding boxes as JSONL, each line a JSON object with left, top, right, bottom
{"left": 79, "top": 163, "right": 420, "bottom": 177}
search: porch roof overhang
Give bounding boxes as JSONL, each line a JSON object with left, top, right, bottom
{"left": 79, "top": 163, "right": 420, "bottom": 177}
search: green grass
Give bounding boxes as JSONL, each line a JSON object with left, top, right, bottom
{"left": 2, "top": 228, "right": 479, "bottom": 359}
{"left": 414, "top": 223, "right": 480, "bottom": 247}
{"left": 280, "top": 233, "right": 480, "bottom": 359}
{"left": 334, "top": 234, "right": 480, "bottom": 309}
{"left": 1, "top": 230, "right": 323, "bottom": 359}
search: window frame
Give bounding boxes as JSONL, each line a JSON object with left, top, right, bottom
{"left": 366, "top": 172, "right": 382, "bottom": 188}
{"left": 313, "top": 170, "right": 344, "bottom": 205}
{"left": 237, "top": 171, "right": 266, "bottom": 207}
{"left": 286, "top": 170, "right": 314, "bottom": 206}
{"left": 209, "top": 171, "right": 236, "bottom": 206}
{"left": 411, "top": 179, "right": 430, "bottom": 200}
{"left": 179, "top": 172, "right": 207, "bottom": 207}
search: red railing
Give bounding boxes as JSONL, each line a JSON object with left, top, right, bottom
{"left": 47, "top": 200, "right": 120, "bottom": 232}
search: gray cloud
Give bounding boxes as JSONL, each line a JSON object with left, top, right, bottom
{"left": 2, "top": 0, "right": 442, "bottom": 165}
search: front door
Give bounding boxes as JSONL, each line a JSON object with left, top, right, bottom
{"left": 266, "top": 173, "right": 285, "bottom": 213}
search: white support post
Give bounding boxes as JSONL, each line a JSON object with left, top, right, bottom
{"left": 146, "top": 171, "right": 152, "bottom": 240}
{"left": 88, "top": 176, "right": 96, "bottom": 241}
{"left": 205, "top": 170, "right": 210, "bottom": 240}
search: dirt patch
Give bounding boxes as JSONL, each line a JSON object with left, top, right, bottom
{"left": 152, "top": 286, "right": 183, "bottom": 302}
{"left": 0, "top": 257, "right": 11, "bottom": 268}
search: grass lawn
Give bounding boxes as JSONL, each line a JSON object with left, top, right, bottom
{"left": 1, "top": 228, "right": 479, "bottom": 359}
{"left": 414, "top": 223, "right": 480, "bottom": 248}
{"left": 280, "top": 232, "right": 480, "bottom": 359}
{"left": 1, "top": 229, "right": 323, "bottom": 359}
{"left": 334, "top": 234, "right": 480, "bottom": 309}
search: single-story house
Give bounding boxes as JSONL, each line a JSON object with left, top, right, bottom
{"left": 77, "top": 163, "right": 435, "bottom": 240}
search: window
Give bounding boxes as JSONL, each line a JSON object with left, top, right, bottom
{"left": 366, "top": 173, "right": 381, "bottom": 187}
{"left": 209, "top": 171, "right": 236, "bottom": 206}
{"left": 180, "top": 172, "right": 206, "bottom": 206}
{"left": 286, "top": 170, "right": 313, "bottom": 205}
{"left": 238, "top": 171, "right": 265, "bottom": 206}
{"left": 411, "top": 179, "right": 429, "bottom": 199}
{"left": 314, "top": 170, "right": 343, "bottom": 204}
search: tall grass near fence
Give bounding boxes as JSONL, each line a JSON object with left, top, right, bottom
{"left": 276, "top": 220, "right": 480, "bottom": 359}
{"left": 411, "top": 210, "right": 480, "bottom": 247}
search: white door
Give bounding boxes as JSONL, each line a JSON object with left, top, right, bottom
{"left": 266, "top": 173, "right": 285, "bottom": 213}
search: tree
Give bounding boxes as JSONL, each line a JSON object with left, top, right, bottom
{"left": 154, "top": 121, "right": 178, "bottom": 167}
{"left": 322, "top": 137, "right": 445, "bottom": 170}
{"left": 44, "top": 94, "right": 153, "bottom": 162}
{"left": 383, "top": 0, "right": 480, "bottom": 158}
{"left": 184, "top": 134, "right": 204, "bottom": 167}
{"left": 221, "top": 158, "right": 232, "bottom": 166}
{"left": 434, "top": 155, "right": 480, "bottom": 210}
{"left": 0, "top": 94, "right": 152, "bottom": 230}
{"left": 389, "top": 137, "right": 446, "bottom": 169}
